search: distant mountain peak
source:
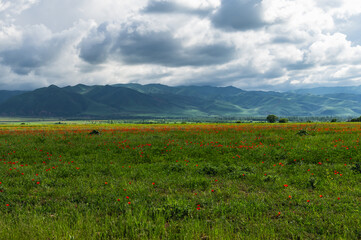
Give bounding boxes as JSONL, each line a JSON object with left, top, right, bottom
{"left": 1, "top": 83, "right": 361, "bottom": 117}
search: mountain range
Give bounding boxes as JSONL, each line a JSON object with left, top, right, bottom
{"left": 1, "top": 84, "right": 361, "bottom": 118}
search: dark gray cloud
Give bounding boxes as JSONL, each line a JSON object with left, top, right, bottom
{"left": 78, "top": 23, "right": 112, "bottom": 64}
{"left": 142, "top": 1, "right": 210, "bottom": 16}
{"left": 78, "top": 23, "right": 235, "bottom": 67}
{"left": 0, "top": 35, "right": 65, "bottom": 75}
{"left": 211, "top": 0, "right": 265, "bottom": 31}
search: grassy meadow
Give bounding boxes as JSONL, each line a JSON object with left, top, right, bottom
{"left": 0, "top": 122, "right": 361, "bottom": 239}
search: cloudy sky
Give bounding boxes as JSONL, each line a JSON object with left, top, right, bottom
{"left": 0, "top": 0, "right": 361, "bottom": 91}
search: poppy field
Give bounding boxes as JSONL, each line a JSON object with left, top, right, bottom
{"left": 1, "top": 123, "right": 361, "bottom": 239}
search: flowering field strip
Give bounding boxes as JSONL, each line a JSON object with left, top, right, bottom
{"left": 0, "top": 123, "right": 361, "bottom": 239}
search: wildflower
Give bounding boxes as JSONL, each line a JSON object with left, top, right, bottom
{"left": 307, "top": 200, "right": 310, "bottom": 203}
{"left": 319, "top": 195, "right": 323, "bottom": 198}
{"left": 284, "top": 184, "right": 288, "bottom": 187}
{"left": 128, "top": 202, "right": 131, "bottom": 204}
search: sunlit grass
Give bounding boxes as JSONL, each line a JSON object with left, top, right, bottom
{"left": 0, "top": 123, "right": 361, "bottom": 239}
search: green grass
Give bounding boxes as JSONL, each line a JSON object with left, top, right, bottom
{"left": 0, "top": 123, "right": 361, "bottom": 239}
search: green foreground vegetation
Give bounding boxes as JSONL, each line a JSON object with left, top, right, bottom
{"left": 1, "top": 123, "right": 361, "bottom": 239}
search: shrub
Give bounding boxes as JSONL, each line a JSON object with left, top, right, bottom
{"left": 297, "top": 130, "right": 309, "bottom": 136}
{"left": 351, "top": 163, "right": 361, "bottom": 174}
{"left": 279, "top": 118, "right": 288, "bottom": 123}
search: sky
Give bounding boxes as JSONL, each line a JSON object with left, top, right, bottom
{"left": 0, "top": 0, "right": 361, "bottom": 91}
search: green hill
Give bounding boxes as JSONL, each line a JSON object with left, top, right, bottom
{"left": 291, "top": 86, "right": 361, "bottom": 95}
{"left": 0, "top": 90, "right": 28, "bottom": 104}
{"left": 1, "top": 84, "right": 361, "bottom": 118}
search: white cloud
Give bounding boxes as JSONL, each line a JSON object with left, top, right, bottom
{"left": 0, "top": 0, "right": 39, "bottom": 19}
{"left": 306, "top": 33, "right": 361, "bottom": 65}
{"left": 1, "top": 0, "right": 361, "bottom": 90}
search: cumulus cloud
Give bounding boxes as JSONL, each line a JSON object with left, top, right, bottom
{"left": 78, "top": 21, "right": 235, "bottom": 67}
{"left": 211, "top": 0, "right": 265, "bottom": 31}
{"left": 78, "top": 23, "right": 112, "bottom": 64}
{"left": 142, "top": 0, "right": 211, "bottom": 16}
{"left": 1, "top": 0, "right": 361, "bottom": 91}
{"left": 0, "top": 24, "right": 68, "bottom": 75}
{"left": 306, "top": 33, "right": 361, "bottom": 65}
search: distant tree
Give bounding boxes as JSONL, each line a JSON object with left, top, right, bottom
{"left": 350, "top": 116, "right": 361, "bottom": 122}
{"left": 331, "top": 118, "right": 337, "bottom": 122}
{"left": 266, "top": 114, "right": 278, "bottom": 123}
{"left": 279, "top": 118, "right": 288, "bottom": 123}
